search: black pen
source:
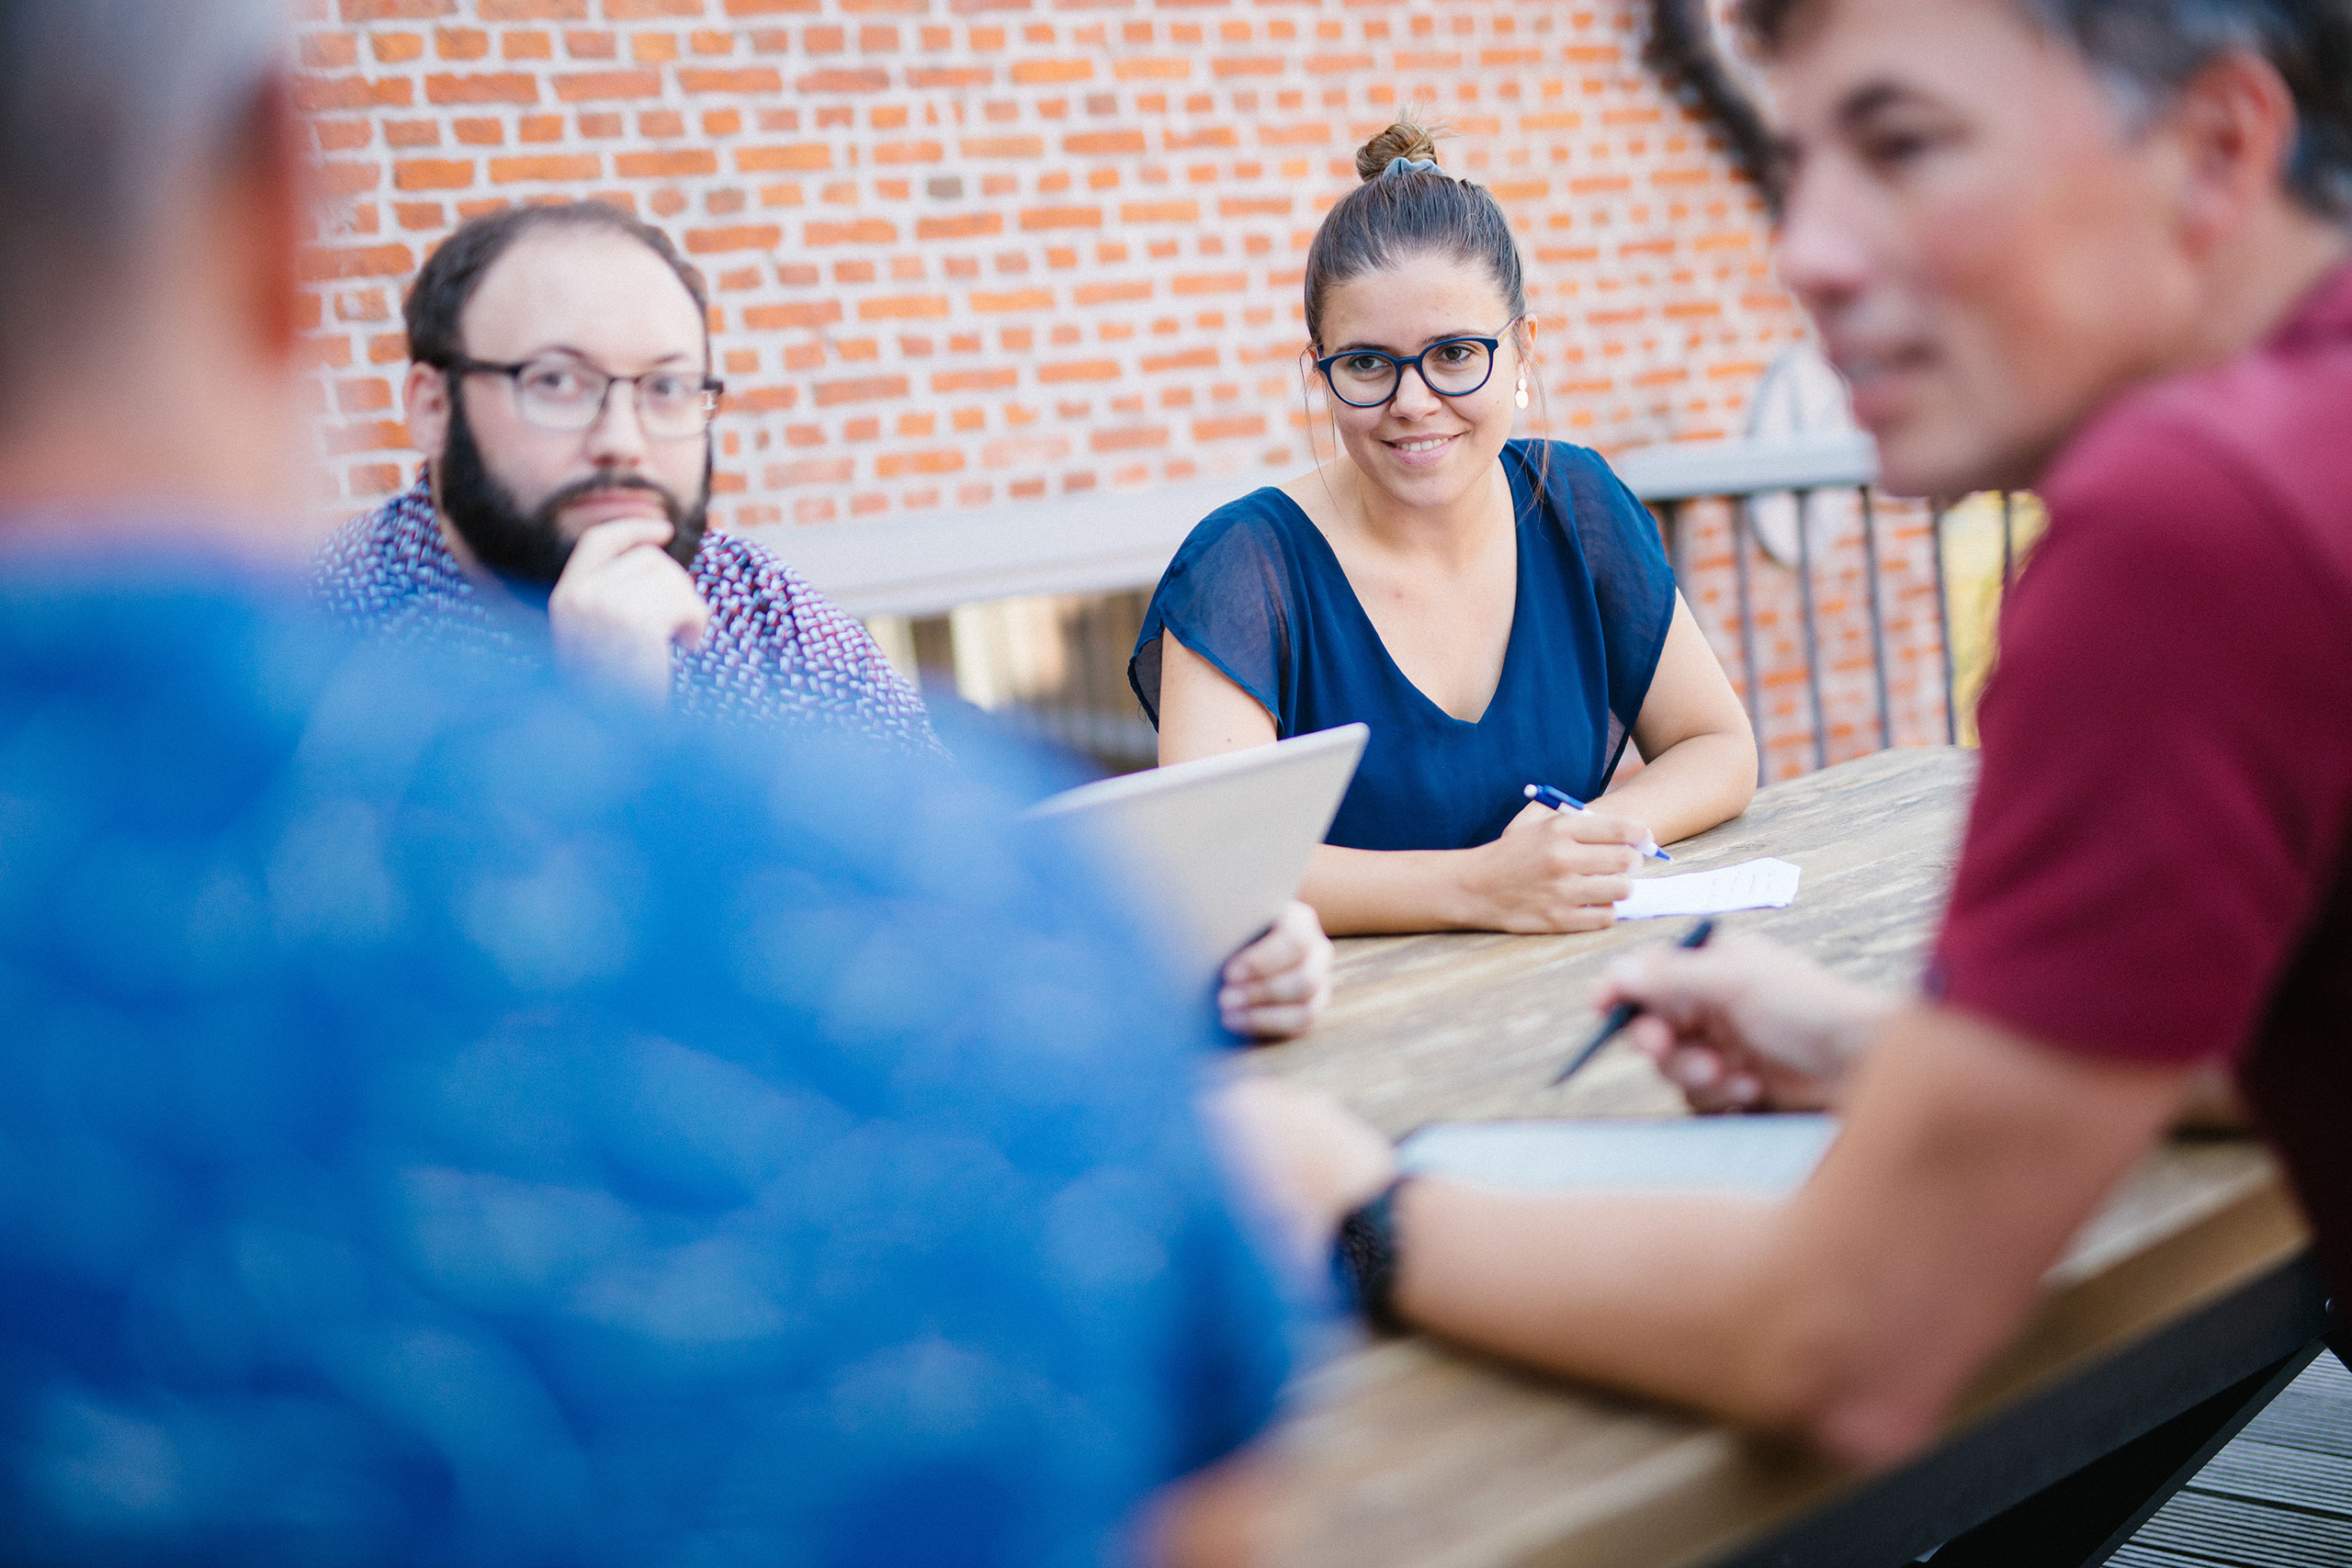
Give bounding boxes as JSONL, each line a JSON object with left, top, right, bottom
{"left": 1551, "top": 919, "right": 1716, "bottom": 1086}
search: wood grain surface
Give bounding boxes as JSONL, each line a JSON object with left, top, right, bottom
{"left": 1249, "top": 747, "right": 2304, "bottom": 1568}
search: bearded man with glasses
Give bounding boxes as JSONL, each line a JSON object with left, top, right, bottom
{"left": 315, "top": 202, "right": 935, "bottom": 753}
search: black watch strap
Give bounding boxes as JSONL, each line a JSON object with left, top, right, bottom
{"left": 1333, "top": 1176, "right": 1414, "bottom": 1334}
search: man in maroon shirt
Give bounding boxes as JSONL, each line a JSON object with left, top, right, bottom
{"left": 1253, "top": 0, "right": 2352, "bottom": 1472}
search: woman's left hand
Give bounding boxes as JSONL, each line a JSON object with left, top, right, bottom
{"left": 1219, "top": 901, "right": 1335, "bottom": 1040}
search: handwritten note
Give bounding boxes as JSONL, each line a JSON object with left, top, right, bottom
{"left": 1613, "top": 856, "right": 1802, "bottom": 920}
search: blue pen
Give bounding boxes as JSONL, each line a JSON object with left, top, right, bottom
{"left": 1522, "top": 783, "right": 1672, "bottom": 862}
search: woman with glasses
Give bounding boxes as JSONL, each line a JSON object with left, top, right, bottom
{"left": 1131, "top": 119, "right": 1758, "bottom": 935}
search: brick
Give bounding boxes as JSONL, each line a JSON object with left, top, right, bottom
{"left": 876, "top": 448, "right": 967, "bottom": 477}
{"left": 605, "top": 0, "right": 705, "bottom": 16}
{"left": 299, "top": 242, "right": 414, "bottom": 281}
{"left": 736, "top": 142, "right": 831, "bottom": 171}
{"left": 957, "top": 136, "right": 1042, "bottom": 159}
{"left": 814, "top": 375, "right": 910, "bottom": 406}
{"left": 1064, "top": 130, "right": 1146, "bottom": 155}
{"left": 807, "top": 219, "right": 897, "bottom": 244}
{"left": 481, "top": 0, "right": 587, "bottom": 14}
{"left": 339, "top": 0, "right": 453, "bottom": 17}
{"left": 1170, "top": 272, "right": 1245, "bottom": 295}
{"left": 424, "top": 72, "right": 540, "bottom": 104}
{"left": 858, "top": 295, "right": 951, "bottom": 320}
{"left": 1119, "top": 200, "right": 1199, "bottom": 223}
{"left": 972, "top": 288, "right": 1053, "bottom": 312}
{"left": 684, "top": 223, "right": 783, "bottom": 252}
{"left": 1019, "top": 207, "right": 1101, "bottom": 231}
{"left": 770, "top": 457, "right": 855, "bottom": 486}
{"left": 1010, "top": 60, "right": 1091, "bottom": 85}
{"left": 1193, "top": 414, "right": 1265, "bottom": 440}
{"left": 797, "top": 68, "right": 889, "bottom": 92}
{"left": 296, "top": 74, "right": 416, "bottom": 113}
{"left": 742, "top": 301, "right": 842, "bottom": 328}
{"left": 393, "top": 157, "right": 475, "bottom": 189}
{"left": 318, "top": 160, "right": 383, "bottom": 197}
{"left": 616, "top": 149, "right": 719, "bottom": 176}
{"left": 1090, "top": 426, "right": 1166, "bottom": 451}
{"left": 1037, "top": 359, "right": 1118, "bottom": 383}
{"left": 915, "top": 213, "right": 1001, "bottom": 239}
{"left": 302, "top": 33, "right": 361, "bottom": 69}
{"left": 680, "top": 66, "right": 785, "bottom": 92}
{"left": 555, "top": 69, "right": 663, "bottom": 99}
{"left": 933, "top": 367, "right": 1018, "bottom": 391}
{"left": 488, "top": 152, "right": 601, "bottom": 180}
{"left": 1142, "top": 345, "right": 1216, "bottom": 372}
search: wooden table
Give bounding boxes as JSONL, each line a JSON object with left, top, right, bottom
{"left": 1248, "top": 748, "right": 2324, "bottom": 1568}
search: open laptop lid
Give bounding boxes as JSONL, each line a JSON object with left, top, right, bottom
{"left": 1027, "top": 724, "right": 1368, "bottom": 997}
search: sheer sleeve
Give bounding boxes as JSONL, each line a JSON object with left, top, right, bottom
{"left": 1528, "top": 441, "right": 1676, "bottom": 764}
{"left": 1129, "top": 496, "right": 1300, "bottom": 731}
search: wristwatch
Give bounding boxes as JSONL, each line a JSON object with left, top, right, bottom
{"left": 1332, "top": 1176, "right": 1414, "bottom": 1334}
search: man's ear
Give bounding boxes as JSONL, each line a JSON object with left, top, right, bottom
{"left": 405, "top": 361, "right": 451, "bottom": 461}
{"left": 2168, "top": 48, "right": 2301, "bottom": 255}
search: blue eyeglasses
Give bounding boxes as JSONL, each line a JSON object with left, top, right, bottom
{"left": 1314, "top": 320, "right": 1519, "bottom": 408}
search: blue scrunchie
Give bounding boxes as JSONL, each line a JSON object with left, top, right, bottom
{"left": 1382, "top": 155, "right": 1441, "bottom": 176}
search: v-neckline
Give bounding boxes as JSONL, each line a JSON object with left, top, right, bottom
{"left": 1273, "top": 451, "right": 1531, "bottom": 729}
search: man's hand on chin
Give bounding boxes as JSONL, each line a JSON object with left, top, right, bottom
{"left": 548, "top": 517, "right": 713, "bottom": 705}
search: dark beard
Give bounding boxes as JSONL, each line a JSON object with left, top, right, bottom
{"left": 435, "top": 389, "right": 712, "bottom": 588}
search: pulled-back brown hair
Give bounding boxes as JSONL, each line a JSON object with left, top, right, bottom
{"left": 1303, "top": 114, "right": 1529, "bottom": 348}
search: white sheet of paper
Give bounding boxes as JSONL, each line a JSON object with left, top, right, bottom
{"left": 1398, "top": 1115, "right": 1838, "bottom": 1198}
{"left": 1613, "top": 855, "right": 1802, "bottom": 919}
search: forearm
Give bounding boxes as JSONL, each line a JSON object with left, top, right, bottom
{"left": 1391, "top": 1181, "right": 1804, "bottom": 1428}
{"left": 1600, "top": 729, "right": 1758, "bottom": 847}
{"left": 1298, "top": 842, "right": 1477, "bottom": 936}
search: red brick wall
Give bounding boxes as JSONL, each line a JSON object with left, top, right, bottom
{"left": 295, "top": 0, "right": 1801, "bottom": 515}
{"left": 294, "top": 0, "right": 1951, "bottom": 779}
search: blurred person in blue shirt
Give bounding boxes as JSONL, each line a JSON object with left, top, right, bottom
{"left": 0, "top": 3, "right": 1318, "bottom": 1562}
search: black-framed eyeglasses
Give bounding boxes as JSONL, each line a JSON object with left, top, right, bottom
{"left": 440, "top": 354, "right": 725, "bottom": 441}
{"left": 1314, "top": 321, "right": 1519, "bottom": 408}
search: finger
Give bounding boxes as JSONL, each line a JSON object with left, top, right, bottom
{"left": 1602, "top": 937, "right": 1766, "bottom": 1020}
{"left": 1503, "top": 798, "right": 1558, "bottom": 835}
{"left": 1224, "top": 926, "right": 1298, "bottom": 984}
{"left": 1664, "top": 1046, "right": 1724, "bottom": 1090}
{"left": 1622, "top": 1014, "right": 1678, "bottom": 1058}
{"left": 1226, "top": 1000, "right": 1318, "bottom": 1041}
{"left": 1551, "top": 808, "right": 1649, "bottom": 846}
{"left": 1220, "top": 965, "right": 1315, "bottom": 1011}
{"left": 561, "top": 518, "right": 676, "bottom": 576}
{"left": 673, "top": 592, "right": 712, "bottom": 650}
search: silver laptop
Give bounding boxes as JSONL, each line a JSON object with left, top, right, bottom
{"left": 1027, "top": 724, "right": 1368, "bottom": 995}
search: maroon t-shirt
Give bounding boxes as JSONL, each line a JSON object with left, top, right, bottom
{"left": 1936, "top": 262, "right": 2352, "bottom": 1300}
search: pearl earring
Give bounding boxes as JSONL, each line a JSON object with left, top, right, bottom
{"left": 1514, "top": 371, "right": 1530, "bottom": 410}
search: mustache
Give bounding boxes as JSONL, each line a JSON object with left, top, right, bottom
{"left": 538, "top": 470, "right": 685, "bottom": 524}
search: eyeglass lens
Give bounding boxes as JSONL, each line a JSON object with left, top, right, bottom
{"left": 1327, "top": 339, "right": 1495, "bottom": 407}
{"left": 512, "top": 358, "right": 716, "bottom": 438}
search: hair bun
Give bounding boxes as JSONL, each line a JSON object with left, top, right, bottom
{"left": 1354, "top": 117, "right": 1443, "bottom": 183}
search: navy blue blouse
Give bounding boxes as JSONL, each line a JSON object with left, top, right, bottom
{"left": 1130, "top": 439, "right": 1676, "bottom": 852}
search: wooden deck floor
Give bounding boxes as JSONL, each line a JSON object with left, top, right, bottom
{"left": 2110, "top": 1353, "right": 2352, "bottom": 1568}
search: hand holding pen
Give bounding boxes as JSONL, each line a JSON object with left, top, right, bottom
{"left": 1553, "top": 919, "right": 1715, "bottom": 1085}
{"left": 1523, "top": 784, "right": 1672, "bottom": 863}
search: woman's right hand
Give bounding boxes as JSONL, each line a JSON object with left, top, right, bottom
{"left": 1453, "top": 800, "right": 1645, "bottom": 932}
